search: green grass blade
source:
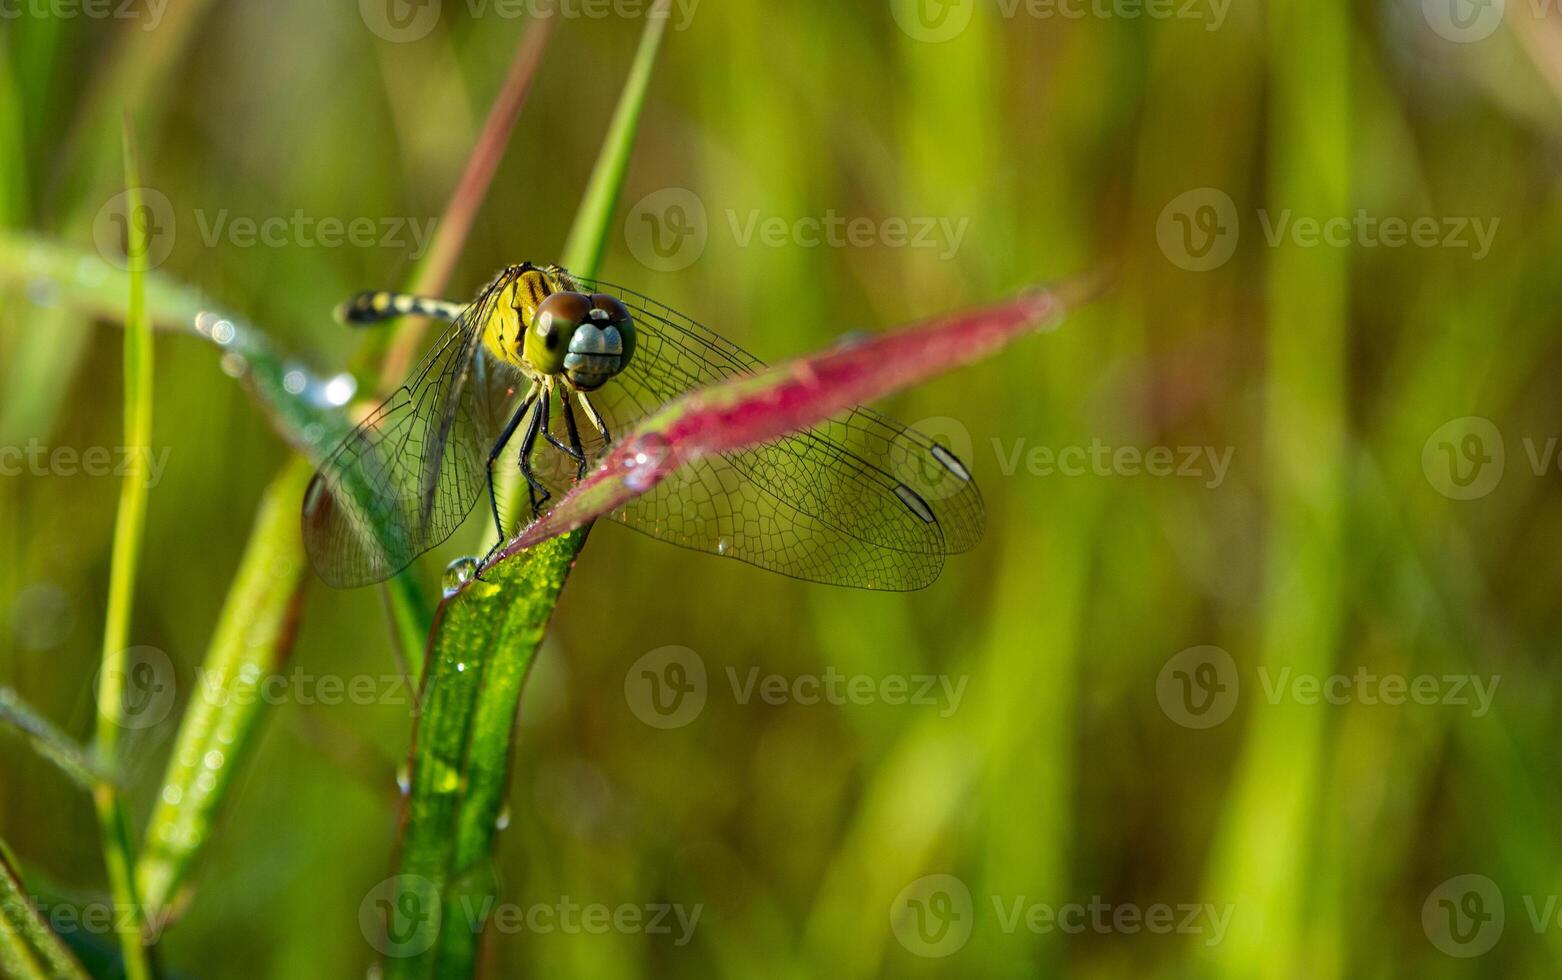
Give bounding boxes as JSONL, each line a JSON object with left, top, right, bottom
{"left": 1203, "top": 0, "right": 1350, "bottom": 975}
{"left": 135, "top": 457, "right": 311, "bottom": 914}
{"left": 0, "top": 689, "right": 107, "bottom": 792}
{"left": 388, "top": 12, "right": 672, "bottom": 972}
{"left": 558, "top": 0, "right": 670, "bottom": 276}
{"left": 0, "top": 842, "right": 90, "bottom": 980}
{"left": 381, "top": 530, "right": 587, "bottom": 975}
{"left": 90, "top": 115, "right": 154, "bottom": 980}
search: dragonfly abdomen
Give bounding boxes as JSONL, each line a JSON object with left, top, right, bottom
{"left": 335, "top": 291, "right": 465, "bottom": 325}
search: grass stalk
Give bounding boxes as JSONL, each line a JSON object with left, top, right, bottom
{"left": 90, "top": 115, "right": 155, "bottom": 980}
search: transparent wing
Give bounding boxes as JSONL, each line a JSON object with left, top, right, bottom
{"left": 303, "top": 277, "right": 524, "bottom": 588}
{"left": 533, "top": 275, "right": 985, "bottom": 591}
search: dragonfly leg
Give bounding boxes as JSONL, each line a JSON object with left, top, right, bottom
{"left": 559, "top": 392, "right": 587, "bottom": 481}
{"left": 486, "top": 386, "right": 537, "bottom": 541}
{"left": 543, "top": 387, "right": 587, "bottom": 474}
{"left": 518, "top": 393, "right": 551, "bottom": 517}
{"left": 577, "top": 390, "right": 612, "bottom": 445}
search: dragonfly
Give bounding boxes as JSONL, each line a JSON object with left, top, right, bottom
{"left": 301, "top": 263, "right": 984, "bottom": 591}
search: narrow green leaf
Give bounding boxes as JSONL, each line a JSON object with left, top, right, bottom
{"left": 388, "top": 10, "right": 673, "bottom": 972}
{"left": 0, "top": 689, "right": 107, "bottom": 791}
{"left": 0, "top": 842, "right": 90, "bottom": 980}
{"left": 558, "top": 0, "right": 670, "bottom": 276}
{"left": 91, "top": 114, "right": 153, "bottom": 980}
{"left": 136, "top": 457, "right": 311, "bottom": 914}
{"left": 380, "top": 530, "right": 587, "bottom": 975}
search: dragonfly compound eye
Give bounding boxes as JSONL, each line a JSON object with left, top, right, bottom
{"left": 526, "top": 291, "right": 593, "bottom": 375}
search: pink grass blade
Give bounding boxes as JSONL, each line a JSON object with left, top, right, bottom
{"left": 494, "top": 272, "right": 1108, "bottom": 562}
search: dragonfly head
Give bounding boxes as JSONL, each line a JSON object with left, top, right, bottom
{"left": 525, "top": 290, "right": 637, "bottom": 391}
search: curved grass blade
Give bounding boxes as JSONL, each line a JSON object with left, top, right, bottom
{"left": 0, "top": 689, "right": 107, "bottom": 792}
{"left": 135, "top": 459, "right": 311, "bottom": 913}
{"left": 496, "top": 274, "right": 1107, "bottom": 560}
{"left": 0, "top": 842, "right": 90, "bottom": 980}
{"left": 388, "top": 7, "right": 672, "bottom": 973}
{"left": 91, "top": 116, "right": 154, "bottom": 980}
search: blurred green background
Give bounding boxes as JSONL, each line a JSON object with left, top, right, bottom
{"left": 3, "top": 0, "right": 1561, "bottom": 976}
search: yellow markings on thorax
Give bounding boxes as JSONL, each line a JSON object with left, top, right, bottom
{"left": 482, "top": 267, "right": 561, "bottom": 374}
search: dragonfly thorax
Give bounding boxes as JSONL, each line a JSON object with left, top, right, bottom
{"left": 487, "top": 270, "right": 636, "bottom": 391}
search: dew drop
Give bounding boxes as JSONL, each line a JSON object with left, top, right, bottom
{"left": 495, "top": 804, "right": 511, "bottom": 831}
{"left": 282, "top": 368, "right": 307, "bottom": 395}
{"left": 210, "top": 319, "right": 237, "bottom": 346}
{"left": 220, "top": 352, "right": 248, "bottom": 378}
{"left": 717, "top": 536, "right": 731, "bottom": 556}
{"left": 76, "top": 257, "right": 107, "bottom": 287}
{"left": 443, "top": 557, "right": 479, "bottom": 596}
{"left": 323, "top": 372, "right": 357, "bottom": 407}
{"left": 396, "top": 762, "right": 411, "bottom": 796}
{"left": 433, "top": 761, "right": 461, "bottom": 793}
{"left": 26, "top": 277, "right": 59, "bottom": 307}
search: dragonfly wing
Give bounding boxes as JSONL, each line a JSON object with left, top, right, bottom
{"left": 548, "top": 276, "right": 986, "bottom": 590}
{"left": 303, "top": 282, "right": 523, "bottom": 588}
